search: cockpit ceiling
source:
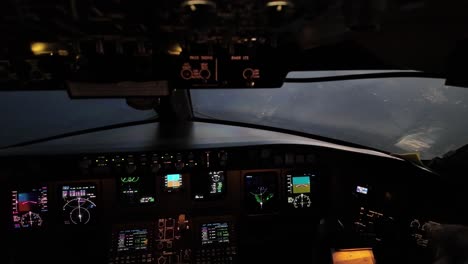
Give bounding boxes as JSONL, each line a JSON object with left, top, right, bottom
{"left": 0, "top": 1, "right": 467, "bottom": 74}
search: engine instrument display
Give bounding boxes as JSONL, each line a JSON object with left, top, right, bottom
{"left": 61, "top": 184, "right": 97, "bottom": 225}
{"left": 117, "top": 229, "right": 149, "bottom": 252}
{"left": 201, "top": 222, "right": 230, "bottom": 246}
{"left": 165, "top": 174, "right": 183, "bottom": 192}
{"left": 11, "top": 186, "right": 48, "bottom": 229}
{"left": 119, "top": 175, "right": 155, "bottom": 205}
{"left": 191, "top": 171, "right": 226, "bottom": 201}
{"left": 286, "top": 173, "right": 314, "bottom": 209}
{"left": 244, "top": 172, "right": 278, "bottom": 214}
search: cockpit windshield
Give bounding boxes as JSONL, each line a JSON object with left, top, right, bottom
{"left": 0, "top": 91, "right": 156, "bottom": 148}
{"left": 192, "top": 71, "right": 468, "bottom": 159}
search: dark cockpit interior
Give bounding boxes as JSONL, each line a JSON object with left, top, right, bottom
{"left": 1, "top": 1, "right": 468, "bottom": 264}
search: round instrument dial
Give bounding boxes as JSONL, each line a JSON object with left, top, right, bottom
{"left": 63, "top": 197, "right": 96, "bottom": 225}
{"left": 293, "top": 194, "right": 312, "bottom": 208}
{"left": 20, "top": 211, "right": 43, "bottom": 228}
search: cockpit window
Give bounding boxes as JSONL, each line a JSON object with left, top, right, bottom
{"left": 191, "top": 71, "right": 468, "bottom": 159}
{"left": 0, "top": 91, "right": 156, "bottom": 148}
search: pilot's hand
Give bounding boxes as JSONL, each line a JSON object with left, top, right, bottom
{"left": 426, "top": 224, "right": 468, "bottom": 264}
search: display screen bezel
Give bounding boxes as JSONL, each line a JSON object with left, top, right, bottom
{"left": 60, "top": 183, "right": 98, "bottom": 225}
{"left": 191, "top": 170, "right": 227, "bottom": 201}
{"left": 243, "top": 171, "right": 279, "bottom": 215}
{"left": 11, "top": 185, "right": 49, "bottom": 230}
{"left": 200, "top": 221, "right": 231, "bottom": 246}
{"left": 164, "top": 173, "right": 184, "bottom": 192}
{"left": 116, "top": 228, "right": 149, "bottom": 252}
{"left": 117, "top": 172, "right": 156, "bottom": 206}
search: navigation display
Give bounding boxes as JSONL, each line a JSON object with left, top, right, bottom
{"left": 61, "top": 184, "right": 97, "bottom": 225}
{"left": 165, "top": 174, "right": 183, "bottom": 192}
{"left": 118, "top": 175, "right": 155, "bottom": 205}
{"left": 244, "top": 172, "right": 278, "bottom": 214}
{"left": 117, "top": 229, "right": 149, "bottom": 252}
{"left": 201, "top": 222, "right": 230, "bottom": 246}
{"left": 286, "top": 173, "right": 314, "bottom": 209}
{"left": 11, "top": 186, "right": 48, "bottom": 229}
{"left": 191, "top": 171, "right": 226, "bottom": 201}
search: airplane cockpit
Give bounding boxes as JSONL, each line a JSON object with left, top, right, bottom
{"left": 1, "top": 1, "right": 468, "bottom": 263}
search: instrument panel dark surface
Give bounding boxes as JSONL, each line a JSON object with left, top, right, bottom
{"left": 0, "top": 144, "right": 441, "bottom": 263}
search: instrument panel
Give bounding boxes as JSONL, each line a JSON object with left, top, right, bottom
{"left": 164, "top": 173, "right": 184, "bottom": 192}
{"left": 7, "top": 168, "right": 321, "bottom": 231}
{"left": 286, "top": 172, "right": 317, "bottom": 209}
{"left": 244, "top": 172, "right": 279, "bottom": 215}
{"left": 2, "top": 144, "right": 437, "bottom": 264}
{"left": 201, "top": 222, "right": 230, "bottom": 245}
{"left": 108, "top": 215, "right": 237, "bottom": 264}
{"left": 118, "top": 174, "right": 156, "bottom": 205}
{"left": 11, "top": 186, "right": 48, "bottom": 229}
{"left": 9, "top": 182, "right": 101, "bottom": 229}
{"left": 61, "top": 184, "right": 98, "bottom": 225}
{"left": 191, "top": 171, "right": 226, "bottom": 201}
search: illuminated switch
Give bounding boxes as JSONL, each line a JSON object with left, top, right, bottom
{"left": 184, "top": 249, "right": 191, "bottom": 260}
{"left": 158, "top": 228, "right": 164, "bottom": 240}
{"left": 157, "top": 242, "right": 164, "bottom": 250}
{"left": 165, "top": 228, "right": 174, "bottom": 239}
{"left": 166, "top": 218, "right": 175, "bottom": 228}
{"left": 158, "top": 256, "right": 167, "bottom": 264}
